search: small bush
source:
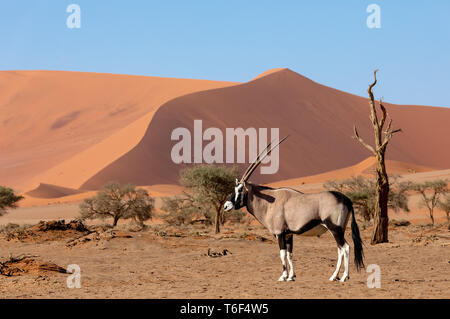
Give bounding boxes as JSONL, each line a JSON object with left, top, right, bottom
{"left": 411, "top": 179, "right": 448, "bottom": 225}
{"left": 79, "top": 182, "right": 154, "bottom": 227}
{"left": 161, "top": 165, "right": 240, "bottom": 233}
{"left": 0, "top": 186, "right": 24, "bottom": 216}
{"left": 324, "top": 176, "right": 410, "bottom": 221}
{"left": 0, "top": 223, "right": 27, "bottom": 235}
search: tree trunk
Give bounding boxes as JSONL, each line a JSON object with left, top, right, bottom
{"left": 429, "top": 208, "right": 435, "bottom": 225}
{"left": 220, "top": 209, "right": 225, "bottom": 225}
{"left": 113, "top": 215, "right": 120, "bottom": 227}
{"left": 353, "top": 70, "right": 402, "bottom": 245}
{"left": 214, "top": 209, "right": 221, "bottom": 234}
{"left": 371, "top": 152, "right": 389, "bottom": 244}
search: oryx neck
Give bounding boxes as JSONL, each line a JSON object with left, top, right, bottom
{"left": 245, "top": 183, "right": 272, "bottom": 229}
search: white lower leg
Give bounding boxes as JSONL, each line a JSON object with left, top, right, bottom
{"left": 329, "top": 247, "right": 343, "bottom": 281}
{"left": 340, "top": 243, "right": 350, "bottom": 282}
{"left": 286, "top": 252, "right": 295, "bottom": 281}
{"left": 278, "top": 249, "right": 288, "bottom": 281}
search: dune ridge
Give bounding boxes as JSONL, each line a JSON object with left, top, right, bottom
{"left": 80, "top": 68, "right": 450, "bottom": 189}
{"left": 1, "top": 68, "right": 449, "bottom": 194}
{"left": 0, "top": 70, "right": 238, "bottom": 191}
{"left": 268, "top": 157, "right": 437, "bottom": 188}
{"left": 25, "top": 183, "right": 83, "bottom": 199}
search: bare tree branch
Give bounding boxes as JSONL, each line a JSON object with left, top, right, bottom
{"left": 379, "top": 98, "right": 387, "bottom": 130}
{"left": 353, "top": 126, "right": 376, "bottom": 155}
{"left": 379, "top": 128, "right": 402, "bottom": 151}
{"left": 368, "top": 70, "right": 380, "bottom": 129}
{"left": 385, "top": 117, "right": 392, "bottom": 133}
{"left": 368, "top": 70, "right": 378, "bottom": 102}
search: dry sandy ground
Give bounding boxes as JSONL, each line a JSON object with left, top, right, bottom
{"left": 0, "top": 221, "right": 448, "bottom": 299}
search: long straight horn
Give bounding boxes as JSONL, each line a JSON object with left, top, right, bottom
{"left": 242, "top": 135, "right": 289, "bottom": 182}
{"left": 239, "top": 139, "right": 275, "bottom": 183}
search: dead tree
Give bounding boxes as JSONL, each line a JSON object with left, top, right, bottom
{"left": 353, "top": 70, "right": 402, "bottom": 244}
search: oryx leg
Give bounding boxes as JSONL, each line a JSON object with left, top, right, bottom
{"left": 286, "top": 234, "right": 296, "bottom": 281}
{"left": 329, "top": 246, "right": 343, "bottom": 281}
{"left": 327, "top": 225, "right": 349, "bottom": 282}
{"left": 340, "top": 241, "right": 350, "bottom": 282}
{"left": 276, "top": 234, "right": 288, "bottom": 281}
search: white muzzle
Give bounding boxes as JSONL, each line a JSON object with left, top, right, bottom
{"left": 224, "top": 201, "right": 233, "bottom": 212}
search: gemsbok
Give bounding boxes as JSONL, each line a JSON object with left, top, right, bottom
{"left": 223, "top": 137, "right": 364, "bottom": 282}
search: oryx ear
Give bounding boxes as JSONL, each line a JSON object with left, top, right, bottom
{"left": 235, "top": 179, "right": 239, "bottom": 186}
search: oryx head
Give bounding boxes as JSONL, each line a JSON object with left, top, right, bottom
{"left": 224, "top": 179, "right": 247, "bottom": 212}
{"left": 223, "top": 135, "right": 289, "bottom": 212}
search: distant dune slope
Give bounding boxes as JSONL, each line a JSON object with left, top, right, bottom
{"left": 0, "top": 71, "right": 237, "bottom": 191}
{"left": 25, "top": 183, "right": 83, "bottom": 199}
{"left": 268, "top": 157, "right": 437, "bottom": 188}
{"left": 81, "top": 68, "right": 450, "bottom": 189}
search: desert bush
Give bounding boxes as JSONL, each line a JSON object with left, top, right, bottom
{"left": 410, "top": 179, "right": 448, "bottom": 225}
{"left": 0, "top": 223, "right": 30, "bottom": 235}
{"left": 161, "top": 165, "right": 240, "bottom": 233}
{"left": 0, "top": 186, "right": 24, "bottom": 216}
{"left": 79, "top": 182, "right": 154, "bottom": 227}
{"left": 223, "top": 209, "right": 246, "bottom": 224}
{"left": 324, "top": 176, "right": 410, "bottom": 221}
{"left": 438, "top": 193, "right": 450, "bottom": 224}
{"left": 161, "top": 195, "right": 214, "bottom": 226}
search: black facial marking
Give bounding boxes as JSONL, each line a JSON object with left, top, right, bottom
{"left": 228, "top": 193, "right": 235, "bottom": 204}
{"left": 229, "top": 189, "right": 247, "bottom": 210}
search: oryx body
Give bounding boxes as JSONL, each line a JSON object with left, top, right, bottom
{"left": 223, "top": 136, "right": 364, "bottom": 282}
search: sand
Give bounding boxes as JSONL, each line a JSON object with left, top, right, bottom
{"left": 3, "top": 162, "right": 448, "bottom": 225}
{"left": 1, "top": 68, "right": 449, "bottom": 299}
{"left": 81, "top": 68, "right": 450, "bottom": 189}
{"left": 2, "top": 69, "right": 448, "bottom": 195}
{"left": 0, "top": 165, "right": 448, "bottom": 298}
{"left": 0, "top": 70, "right": 237, "bottom": 192}
{"left": 0, "top": 221, "right": 448, "bottom": 298}
{"left": 268, "top": 157, "right": 437, "bottom": 188}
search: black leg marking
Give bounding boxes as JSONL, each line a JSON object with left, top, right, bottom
{"left": 323, "top": 219, "right": 345, "bottom": 247}
{"left": 286, "top": 234, "right": 293, "bottom": 253}
{"left": 277, "top": 233, "right": 286, "bottom": 250}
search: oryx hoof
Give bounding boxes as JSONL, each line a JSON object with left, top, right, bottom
{"left": 278, "top": 276, "right": 288, "bottom": 282}
{"left": 329, "top": 276, "right": 340, "bottom": 282}
{"left": 339, "top": 276, "right": 349, "bottom": 282}
{"left": 287, "top": 277, "right": 295, "bottom": 282}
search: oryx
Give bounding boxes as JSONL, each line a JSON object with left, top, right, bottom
{"left": 223, "top": 137, "right": 364, "bottom": 282}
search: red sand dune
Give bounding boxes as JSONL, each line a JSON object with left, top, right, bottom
{"left": 268, "top": 157, "right": 437, "bottom": 188}
{"left": 1, "top": 68, "right": 449, "bottom": 195}
{"left": 80, "top": 68, "right": 450, "bottom": 190}
{"left": 25, "top": 183, "right": 83, "bottom": 199}
{"left": 18, "top": 183, "right": 184, "bottom": 207}
{"left": 0, "top": 71, "right": 237, "bottom": 192}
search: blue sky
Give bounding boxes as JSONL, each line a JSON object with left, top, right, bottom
{"left": 0, "top": 1, "right": 449, "bottom": 107}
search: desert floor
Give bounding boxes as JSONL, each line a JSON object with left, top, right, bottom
{"left": 1, "top": 218, "right": 449, "bottom": 299}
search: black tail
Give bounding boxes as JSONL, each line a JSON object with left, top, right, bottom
{"left": 350, "top": 204, "right": 365, "bottom": 271}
